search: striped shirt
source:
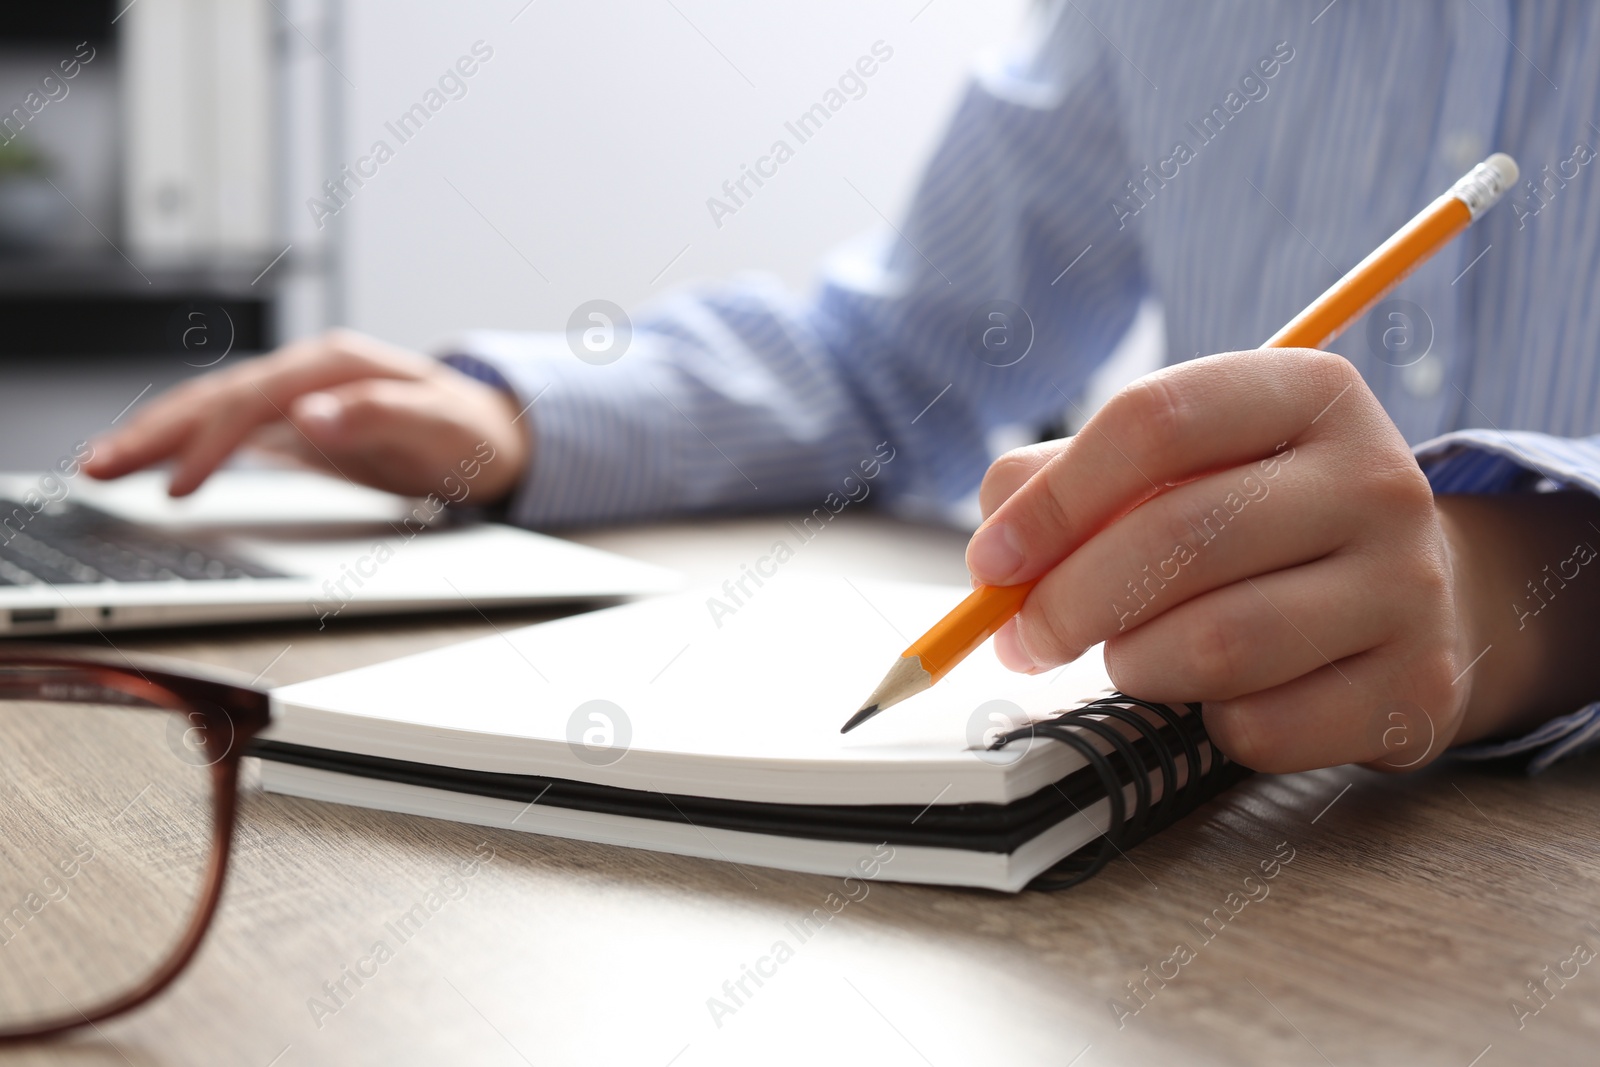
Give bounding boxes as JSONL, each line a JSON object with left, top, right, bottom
{"left": 446, "top": 0, "right": 1600, "bottom": 770}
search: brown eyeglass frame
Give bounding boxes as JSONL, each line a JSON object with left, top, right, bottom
{"left": 0, "top": 646, "right": 272, "bottom": 1044}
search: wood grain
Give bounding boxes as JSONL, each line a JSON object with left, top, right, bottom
{"left": 7, "top": 512, "right": 1598, "bottom": 1067}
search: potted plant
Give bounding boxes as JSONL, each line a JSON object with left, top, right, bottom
{"left": 0, "top": 139, "right": 68, "bottom": 250}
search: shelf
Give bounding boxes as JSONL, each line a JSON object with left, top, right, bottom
{"left": 0, "top": 252, "right": 277, "bottom": 355}
{"left": 0, "top": 250, "right": 287, "bottom": 298}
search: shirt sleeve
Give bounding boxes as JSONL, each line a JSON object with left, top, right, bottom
{"left": 439, "top": 8, "right": 1149, "bottom": 529}
{"left": 1415, "top": 428, "right": 1600, "bottom": 772}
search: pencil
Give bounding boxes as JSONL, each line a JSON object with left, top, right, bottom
{"left": 841, "top": 153, "right": 1521, "bottom": 734}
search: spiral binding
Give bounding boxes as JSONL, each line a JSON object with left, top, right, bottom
{"left": 991, "top": 693, "right": 1252, "bottom": 892}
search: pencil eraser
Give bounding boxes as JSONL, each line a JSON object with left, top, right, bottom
{"left": 1484, "top": 152, "right": 1519, "bottom": 190}
{"left": 1452, "top": 153, "right": 1519, "bottom": 219}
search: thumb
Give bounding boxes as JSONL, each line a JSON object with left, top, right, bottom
{"left": 288, "top": 382, "right": 425, "bottom": 455}
{"left": 284, "top": 379, "right": 468, "bottom": 496}
{"left": 288, "top": 390, "right": 350, "bottom": 447}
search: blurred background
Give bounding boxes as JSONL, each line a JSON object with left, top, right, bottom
{"left": 0, "top": 0, "right": 1154, "bottom": 491}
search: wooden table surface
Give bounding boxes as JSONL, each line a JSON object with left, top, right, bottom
{"left": 12, "top": 512, "right": 1600, "bottom": 1067}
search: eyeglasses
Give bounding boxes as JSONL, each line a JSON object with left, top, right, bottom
{"left": 0, "top": 646, "right": 271, "bottom": 1043}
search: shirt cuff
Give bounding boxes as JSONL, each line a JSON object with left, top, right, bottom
{"left": 1415, "top": 428, "right": 1600, "bottom": 773}
{"left": 1414, "top": 427, "right": 1600, "bottom": 496}
{"left": 438, "top": 331, "right": 687, "bottom": 528}
{"left": 1450, "top": 702, "right": 1600, "bottom": 773}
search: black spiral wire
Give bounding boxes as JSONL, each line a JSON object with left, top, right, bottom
{"left": 990, "top": 694, "right": 1252, "bottom": 891}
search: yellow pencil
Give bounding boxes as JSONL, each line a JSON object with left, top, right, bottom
{"left": 841, "top": 153, "right": 1520, "bottom": 733}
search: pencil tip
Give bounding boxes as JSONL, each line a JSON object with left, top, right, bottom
{"left": 840, "top": 656, "right": 934, "bottom": 734}
{"left": 840, "top": 704, "right": 880, "bottom": 734}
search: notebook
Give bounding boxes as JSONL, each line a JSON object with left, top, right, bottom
{"left": 257, "top": 579, "right": 1244, "bottom": 892}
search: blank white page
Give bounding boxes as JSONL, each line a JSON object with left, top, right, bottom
{"left": 268, "top": 579, "right": 1117, "bottom": 805}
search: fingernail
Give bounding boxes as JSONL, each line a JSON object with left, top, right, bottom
{"left": 967, "top": 521, "right": 1025, "bottom": 584}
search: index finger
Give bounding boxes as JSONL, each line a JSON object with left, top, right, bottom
{"left": 964, "top": 349, "right": 1365, "bottom": 586}
{"left": 85, "top": 332, "right": 432, "bottom": 482}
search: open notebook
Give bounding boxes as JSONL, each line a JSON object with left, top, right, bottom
{"left": 258, "top": 579, "right": 1243, "bottom": 892}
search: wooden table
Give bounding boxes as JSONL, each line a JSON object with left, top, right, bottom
{"left": 17, "top": 513, "right": 1600, "bottom": 1066}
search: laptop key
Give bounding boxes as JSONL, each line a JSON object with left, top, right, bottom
{"left": 0, "top": 498, "right": 288, "bottom": 584}
{"left": 0, "top": 536, "right": 101, "bottom": 584}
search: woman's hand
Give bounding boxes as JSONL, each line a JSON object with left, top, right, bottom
{"left": 84, "top": 329, "right": 530, "bottom": 503}
{"left": 967, "top": 350, "right": 1600, "bottom": 773}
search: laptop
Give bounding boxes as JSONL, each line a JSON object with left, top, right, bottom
{"left": 0, "top": 468, "right": 681, "bottom": 635}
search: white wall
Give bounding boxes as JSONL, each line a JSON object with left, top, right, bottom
{"left": 329, "top": 0, "right": 1030, "bottom": 350}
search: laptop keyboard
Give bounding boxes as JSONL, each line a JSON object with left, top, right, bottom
{"left": 0, "top": 498, "right": 288, "bottom": 586}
